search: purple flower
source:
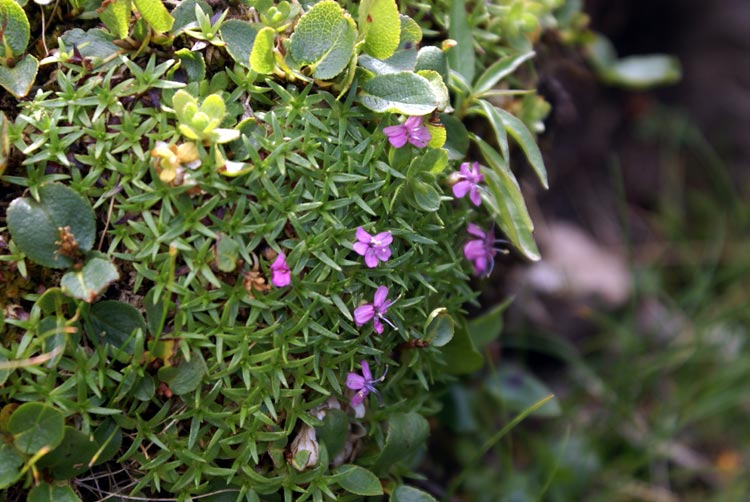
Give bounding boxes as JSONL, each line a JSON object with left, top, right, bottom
{"left": 346, "top": 360, "right": 387, "bottom": 407}
{"left": 353, "top": 227, "right": 393, "bottom": 268}
{"left": 452, "top": 161, "right": 484, "bottom": 206}
{"left": 270, "top": 252, "right": 291, "bottom": 287}
{"left": 463, "top": 224, "right": 498, "bottom": 277}
{"left": 383, "top": 116, "right": 431, "bottom": 149}
{"left": 353, "top": 286, "right": 395, "bottom": 334}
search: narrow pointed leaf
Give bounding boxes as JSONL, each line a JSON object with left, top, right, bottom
{"left": 474, "top": 50, "right": 535, "bottom": 94}
{"left": 494, "top": 107, "right": 548, "bottom": 188}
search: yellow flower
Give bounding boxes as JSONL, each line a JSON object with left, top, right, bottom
{"left": 150, "top": 141, "right": 201, "bottom": 184}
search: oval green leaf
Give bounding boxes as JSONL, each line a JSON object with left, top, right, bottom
{"left": 0, "top": 54, "right": 38, "bottom": 99}
{"left": 0, "top": 0, "right": 30, "bottom": 57}
{"left": 84, "top": 300, "right": 146, "bottom": 357}
{"left": 289, "top": 0, "right": 357, "bottom": 80}
{"left": 0, "top": 442, "right": 23, "bottom": 489}
{"left": 372, "top": 412, "right": 429, "bottom": 473}
{"left": 391, "top": 485, "right": 438, "bottom": 502}
{"left": 157, "top": 354, "right": 205, "bottom": 395}
{"left": 27, "top": 483, "right": 81, "bottom": 502}
{"left": 7, "top": 183, "right": 96, "bottom": 268}
{"left": 359, "top": 0, "right": 400, "bottom": 60}
{"left": 61, "top": 256, "right": 119, "bottom": 303}
{"left": 334, "top": 464, "right": 383, "bottom": 496}
{"left": 7, "top": 402, "right": 65, "bottom": 454}
{"left": 37, "top": 427, "right": 98, "bottom": 479}
{"left": 220, "top": 20, "right": 258, "bottom": 70}
{"left": 98, "top": 0, "right": 131, "bottom": 39}
{"left": 415, "top": 46, "right": 449, "bottom": 83}
{"left": 132, "top": 0, "right": 174, "bottom": 32}
{"left": 358, "top": 72, "right": 438, "bottom": 115}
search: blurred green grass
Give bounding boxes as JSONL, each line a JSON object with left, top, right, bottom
{"left": 436, "top": 105, "right": 750, "bottom": 502}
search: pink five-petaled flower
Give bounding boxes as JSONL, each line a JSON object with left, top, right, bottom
{"left": 383, "top": 116, "right": 431, "bottom": 149}
{"left": 463, "top": 224, "right": 498, "bottom": 277}
{"left": 353, "top": 227, "right": 393, "bottom": 268}
{"left": 270, "top": 252, "right": 291, "bottom": 287}
{"left": 452, "top": 161, "right": 485, "bottom": 206}
{"left": 353, "top": 286, "right": 395, "bottom": 334}
{"left": 346, "top": 360, "right": 387, "bottom": 407}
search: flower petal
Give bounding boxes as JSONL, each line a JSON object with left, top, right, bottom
{"left": 353, "top": 304, "right": 375, "bottom": 326}
{"left": 373, "top": 317, "right": 384, "bottom": 334}
{"left": 404, "top": 116, "right": 424, "bottom": 129}
{"left": 355, "top": 226, "right": 372, "bottom": 244}
{"left": 364, "top": 250, "right": 379, "bottom": 268}
{"left": 271, "top": 270, "right": 291, "bottom": 287}
{"left": 351, "top": 389, "right": 368, "bottom": 406}
{"left": 373, "top": 285, "right": 389, "bottom": 307}
{"left": 466, "top": 223, "right": 486, "bottom": 239}
{"left": 453, "top": 180, "right": 471, "bottom": 199}
{"left": 360, "top": 360, "right": 372, "bottom": 381}
{"left": 473, "top": 256, "right": 489, "bottom": 276}
{"left": 346, "top": 373, "right": 366, "bottom": 390}
{"left": 408, "top": 127, "right": 431, "bottom": 148}
{"left": 383, "top": 125, "right": 408, "bottom": 148}
{"left": 353, "top": 241, "right": 369, "bottom": 256}
{"left": 374, "top": 246, "right": 391, "bottom": 262}
{"left": 469, "top": 187, "right": 482, "bottom": 206}
{"left": 463, "top": 239, "right": 486, "bottom": 261}
{"left": 373, "top": 231, "right": 393, "bottom": 246}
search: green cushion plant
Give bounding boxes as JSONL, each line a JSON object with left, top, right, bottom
{"left": 0, "top": 0, "right": 575, "bottom": 500}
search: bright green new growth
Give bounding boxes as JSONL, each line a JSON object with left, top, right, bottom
{"left": 172, "top": 89, "right": 240, "bottom": 144}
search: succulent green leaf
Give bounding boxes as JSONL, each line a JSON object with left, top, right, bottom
{"left": 415, "top": 46, "right": 449, "bottom": 83}
{"left": 407, "top": 178, "right": 441, "bottom": 212}
{"left": 474, "top": 136, "right": 540, "bottom": 261}
{"left": 0, "top": 0, "right": 30, "bottom": 57}
{"left": 132, "top": 0, "right": 174, "bottom": 32}
{"left": 474, "top": 50, "right": 535, "bottom": 95}
{"left": 447, "top": 0, "right": 475, "bottom": 83}
{"left": 494, "top": 106, "right": 548, "bottom": 188}
{"left": 424, "top": 308, "right": 454, "bottom": 347}
{"left": 250, "top": 26, "right": 275, "bottom": 74}
{"left": 416, "top": 70, "right": 450, "bottom": 111}
{"left": 391, "top": 485, "right": 439, "bottom": 502}
{"left": 220, "top": 19, "right": 258, "bottom": 69}
{"left": 372, "top": 412, "right": 429, "bottom": 473}
{"left": 397, "top": 14, "right": 422, "bottom": 47}
{"left": 0, "top": 54, "right": 38, "bottom": 99}
{"left": 84, "top": 300, "right": 146, "bottom": 357}
{"left": 158, "top": 354, "right": 205, "bottom": 395}
{"left": 7, "top": 183, "right": 96, "bottom": 269}
{"left": 359, "top": 0, "right": 400, "bottom": 60}
{"left": 441, "top": 319, "right": 483, "bottom": 374}
{"left": 60, "top": 256, "right": 119, "bottom": 303}
{"left": 0, "top": 442, "right": 23, "bottom": 489}
{"left": 486, "top": 365, "right": 561, "bottom": 417}
{"left": 215, "top": 233, "right": 240, "bottom": 272}
{"left": 289, "top": 0, "right": 357, "bottom": 80}
{"left": 358, "top": 72, "right": 438, "bottom": 115}
{"left": 334, "top": 464, "right": 383, "bottom": 496}
{"left": 7, "top": 402, "right": 65, "bottom": 455}
{"left": 98, "top": 0, "right": 131, "bottom": 39}
{"left": 200, "top": 93, "right": 226, "bottom": 121}
{"left": 27, "top": 483, "right": 81, "bottom": 502}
